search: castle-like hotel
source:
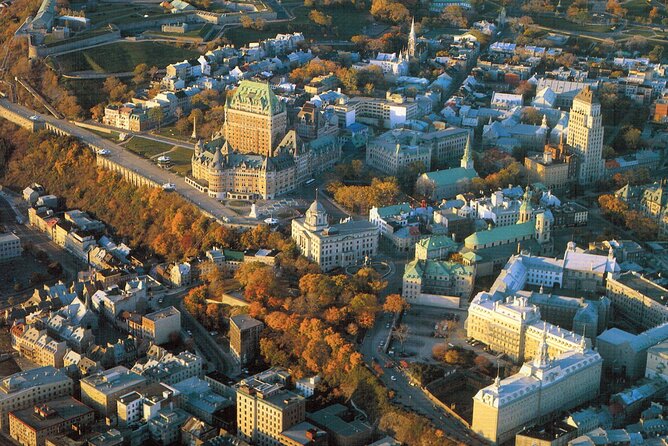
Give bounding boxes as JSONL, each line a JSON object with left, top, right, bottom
{"left": 191, "top": 81, "right": 341, "bottom": 200}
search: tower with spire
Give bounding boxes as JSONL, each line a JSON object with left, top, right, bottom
{"left": 407, "top": 17, "right": 416, "bottom": 59}
{"left": 460, "top": 134, "right": 474, "bottom": 170}
{"left": 191, "top": 115, "right": 197, "bottom": 140}
{"left": 517, "top": 186, "right": 534, "bottom": 224}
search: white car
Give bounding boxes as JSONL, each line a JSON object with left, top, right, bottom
{"left": 390, "top": 375, "right": 397, "bottom": 381}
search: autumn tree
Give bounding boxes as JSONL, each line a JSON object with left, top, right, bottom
{"left": 240, "top": 15, "right": 253, "bottom": 28}
{"left": 309, "top": 9, "right": 332, "bottom": 26}
{"left": 132, "top": 63, "right": 149, "bottom": 86}
{"left": 440, "top": 5, "right": 469, "bottom": 28}
{"left": 383, "top": 294, "right": 408, "bottom": 313}
{"left": 148, "top": 107, "right": 165, "bottom": 129}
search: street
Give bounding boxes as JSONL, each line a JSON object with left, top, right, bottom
{"left": 0, "top": 98, "right": 259, "bottom": 229}
{"left": 158, "top": 287, "right": 240, "bottom": 378}
{"left": 360, "top": 311, "right": 486, "bottom": 446}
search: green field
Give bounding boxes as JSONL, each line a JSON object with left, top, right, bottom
{"left": 166, "top": 147, "right": 194, "bottom": 176}
{"left": 226, "top": 5, "right": 372, "bottom": 44}
{"left": 124, "top": 137, "right": 175, "bottom": 157}
{"left": 154, "top": 125, "right": 193, "bottom": 141}
{"left": 62, "top": 78, "right": 106, "bottom": 112}
{"left": 148, "top": 23, "right": 216, "bottom": 41}
{"left": 55, "top": 41, "right": 200, "bottom": 73}
{"left": 532, "top": 15, "right": 614, "bottom": 33}
{"left": 85, "top": 4, "right": 168, "bottom": 26}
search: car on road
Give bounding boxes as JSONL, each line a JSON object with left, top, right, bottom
{"left": 390, "top": 375, "right": 397, "bottom": 381}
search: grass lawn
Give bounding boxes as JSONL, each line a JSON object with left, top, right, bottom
{"left": 532, "top": 15, "right": 614, "bottom": 33}
{"left": 85, "top": 4, "right": 167, "bottom": 26}
{"left": 55, "top": 41, "right": 200, "bottom": 73}
{"left": 167, "top": 147, "right": 194, "bottom": 164}
{"left": 62, "top": 78, "right": 106, "bottom": 112}
{"left": 166, "top": 147, "right": 194, "bottom": 176}
{"left": 88, "top": 128, "right": 122, "bottom": 141}
{"left": 226, "top": 5, "right": 371, "bottom": 45}
{"left": 154, "top": 125, "right": 193, "bottom": 142}
{"left": 124, "top": 137, "right": 175, "bottom": 158}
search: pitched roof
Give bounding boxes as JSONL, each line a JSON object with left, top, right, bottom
{"left": 227, "top": 80, "right": 285, "bottom": 116}
{"left": 465, "top": 221, "right": 535, "bottom": 247}
{"left": 422, "top": 167, "right": 478, "bottom": 186}
{"left": 375, "top": 203, "right": 412, "bottom": 218}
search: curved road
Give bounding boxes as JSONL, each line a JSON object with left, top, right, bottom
{"left": 0, "top": 98, "right": 258, "bottom": 228}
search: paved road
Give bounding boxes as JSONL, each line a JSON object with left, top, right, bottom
{"left": 0, "top": 99, "right": 258, "bottom": 228}
{"left": 360, "top": 311, "right": 486, "bottom": 445}
{"left": 0, "top": 190, "right": 82, "bottom": 286}
{"left": 159, "top": 288, "right": 239, "bottom": 377}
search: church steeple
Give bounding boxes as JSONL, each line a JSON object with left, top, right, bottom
{"left": 460, "top": 134, "right": 474, "bottom": 170}
{"left": 517, "top": 186, "right": 534, "bottom": 224}
{"left": 408, "top": 17, "right": 416, "bottom": 58}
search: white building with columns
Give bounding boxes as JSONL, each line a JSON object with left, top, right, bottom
{"left": 291, "top": 196, "right": 379, "bottom": 272}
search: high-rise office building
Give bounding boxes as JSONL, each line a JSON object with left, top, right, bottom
{"left": 566, "top": 86, "right": 605, "bottom": 185}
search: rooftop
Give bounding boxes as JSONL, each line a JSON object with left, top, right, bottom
{"left": 611, "top": 272, "right": 668, "bottom": 304}
{"left": 465, "top": 221, "right": 535, "bottom": 248}
{"left": 143, "top": 306, "right": 180, "bottom": 321}
{"left": 9, "top": 397, "right": 93, "bottom": 431}
{"left": 308, "top": 404, "right": 372, "bottom": 437}
{"left": 227, "top": 80, "right": 285, "bottom": 116}
{"left": 422, "top": 167, "right": 478, "bottom": 186}
{"left": 0, "top": 366, "right": 71, "bottom": 395}
{"left": 230, "top": 314, "right": 263, "bottom": 331}
{"left": 81, "top": 366, "right": 146, "bottom": 395}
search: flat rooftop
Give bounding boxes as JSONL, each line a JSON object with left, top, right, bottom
{"left": 10, "top": 397, "right": 92, "bottom": 431}
{"left": 614, "top": 272, "right": 668, "bottom": 303}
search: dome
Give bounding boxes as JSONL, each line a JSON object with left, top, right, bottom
{"left": 308, "top": 199, "right": 326, "bottom": 214}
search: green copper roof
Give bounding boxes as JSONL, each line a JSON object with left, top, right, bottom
{"left": 417, "top": 234, "right": 458, "bottom": 252}
{"left": 223, "top": 249, "right": 244, "bottom": 261}
{"left": 227, "top": 80, "right": 285, "bottom": 116}
{"left": 464, "top": 221, "right": 535, "bottom": 247}
{"left": 423, "top": 167, "right": 478, "bottom": 186}
{"left": 404, "top": 259, "right": 473, "bottom": 279}
{"left": 376, "top": 203, "right": 412, "bottom": 218}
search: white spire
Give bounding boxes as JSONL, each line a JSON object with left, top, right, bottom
{"left": 408, "top": 17, "right": 416, "bottom": 58}
{"left": 461, "top": 133, "right": 474, "bottom": 170}
{"left": 191, "top": 115, "right": 197, "bottom": 139}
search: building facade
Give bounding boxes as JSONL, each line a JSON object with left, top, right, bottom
{"left": 566, "top": 87, "right": 605, "bottom": 185}
{"left": 9, "top": 397, "right": 94, "bottom": 446}
{"left": 236, "top": 369, "right": 305, "bottom": 446}
{"left": 292, "top": 198, "right": 379, "bottom": 272}
{"left": 80, "top": 366, "right": 147, "bottom": 418}
{"left": 229, "top": 314, "right": 264, "bottom": 365}
{"left": 191, "top": 82, "right": 341, "bottom": 200}
{"left": 0, "top": 233, "right": 21, "bottom": 261}
{"left": 0, "top": 367, "right": 73, "bottom": 431}
{"left": 472, "top": 340, "right": 602, "bottom": 444}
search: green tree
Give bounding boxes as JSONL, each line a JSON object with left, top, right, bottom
{"left": 148, "top": 107, "right": 165, "bottom": 129}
